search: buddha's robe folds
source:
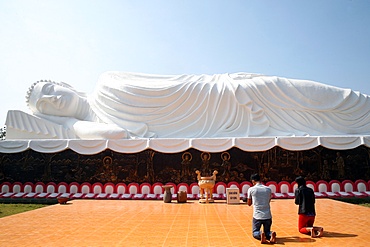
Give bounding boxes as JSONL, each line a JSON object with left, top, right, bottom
{"left": 88, "top": 72, "right": 370, "bottom": 138}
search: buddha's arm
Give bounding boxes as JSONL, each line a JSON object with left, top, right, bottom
{"left": 32, "top": 113, "right": 129, "bottom": 139}
{"left": 5, "top": 110, "right": 76, "bottom": 139}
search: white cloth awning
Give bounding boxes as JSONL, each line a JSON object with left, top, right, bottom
{"left": 1, "top": 136, "right": 369, "bottom": 154}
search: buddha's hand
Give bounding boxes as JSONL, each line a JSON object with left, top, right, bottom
{"left": 72, "top": 121, "right": 129, "bottom": 139}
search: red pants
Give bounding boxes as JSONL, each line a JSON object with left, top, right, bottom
{"left": 298, "top": 214, "right": 315, "bottom": 234}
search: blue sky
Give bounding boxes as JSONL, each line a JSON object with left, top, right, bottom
{"left": 1, "top": 0, "right": 370, "bottom": 125}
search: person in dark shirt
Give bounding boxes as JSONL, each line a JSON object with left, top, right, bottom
{"left": 294, "top": 176, "right": 323, "bottom": 237}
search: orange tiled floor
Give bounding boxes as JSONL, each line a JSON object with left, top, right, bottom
{"left": 0, "top": 198, "right": 369, "bottom": 247}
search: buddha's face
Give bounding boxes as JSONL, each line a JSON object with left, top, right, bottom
{"left": 29, "top": 82, "right": 80, "bottom": 117}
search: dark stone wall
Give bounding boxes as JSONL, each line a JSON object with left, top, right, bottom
{"left": 0, "top": 146, "right": 369, "bottom": 185}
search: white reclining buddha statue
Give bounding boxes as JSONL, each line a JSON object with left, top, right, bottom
{"left": 5, "top": 71, "right": 370, "bottom": 139}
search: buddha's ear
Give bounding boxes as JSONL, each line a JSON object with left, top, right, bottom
{"left": 235, "top": 84, "right": 252, "bottom": 107}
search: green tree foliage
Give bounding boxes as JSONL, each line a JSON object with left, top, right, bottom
{"left": 0, "top": 126, "right": 6, "bottom": 140}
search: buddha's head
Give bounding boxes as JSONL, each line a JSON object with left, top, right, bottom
{"left": 26, "top": 80, "right": 87, "bottom": 118}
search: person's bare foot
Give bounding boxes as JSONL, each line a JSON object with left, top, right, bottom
{"left": 310, "top": 228, "right": 317, "bottom": 238}
{"left": 316, "top": 227, "right": 324, "bottom": 237}
{"left": 269, "top": 231, "right": 277, "bottom": 244}
{"left": 261, "top": 232, "right": 267, "bottom": 244}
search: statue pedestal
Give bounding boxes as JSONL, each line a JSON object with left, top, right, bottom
{"left": 199, "top": 198, "right": 214, "bottom": 203}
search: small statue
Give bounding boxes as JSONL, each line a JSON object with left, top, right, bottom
{"left": 181, "top": 152, "right": 192, "bottom": 178}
